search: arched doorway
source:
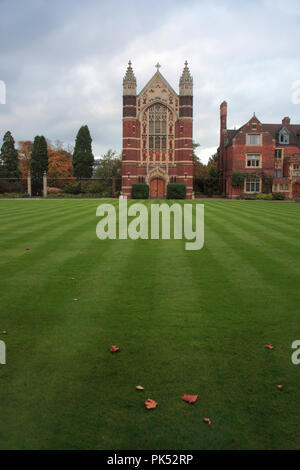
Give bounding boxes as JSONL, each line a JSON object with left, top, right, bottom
{"left": 150, "top": 178, "right": 165, "bottom": 198}
{"left": 293, "top": 183, "right": 300, "bottom": 198}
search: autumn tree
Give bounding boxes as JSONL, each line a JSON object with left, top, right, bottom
{"left": 18, "top": 141, "right": 33, "bottom": 179}
{"left": 0, "top": 131, "right": 21, "bottom": 178}
{"left": 48, "top": 150, "right": 73, "bottom": 178}
{"left": 72, "top": 125, "right": 94, "bottom": 178}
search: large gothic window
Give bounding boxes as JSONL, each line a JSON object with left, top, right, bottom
{"left": 148, "top": 104, "right": 167, "bottom": 151}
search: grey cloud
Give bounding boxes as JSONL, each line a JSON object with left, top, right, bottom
{"left": 0, "top": 0, "right": 299, "bottom": 162}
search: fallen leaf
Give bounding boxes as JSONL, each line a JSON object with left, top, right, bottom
{"left": 182, "top": 394, "right": 198, "bottom": 404}
{"left": 73, "top": 298, "right": 79, "bottom": 302}
{"left": 265, "top": 344, "right": 275, "bottom": 350}
{"left": 110, "top": 345, "right": 120, "bottom": 353}
{"left": 70, "top": 277, "right": 75, "bottom": 280}
{"left": 136, "top": 385, "right": 144, "bottom": 391}
{"left": 2, "top": 331, "right": 7, "bottom": 335}
{"left": 26, "top": 248, "right": 30, "bottom": 251}
{"left": 145, "top": 398, "right": 157, "bottom": 409}
{"left": 277, "top": 385, "right": 283, "bottom": 390}
{"left": 203, "top": 418, "right": 211, "bottom": 425}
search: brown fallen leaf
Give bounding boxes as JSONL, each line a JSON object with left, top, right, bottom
{"left": 73, "top": 298, "right": 79, "bottom": 302}
{"left": 136, "top": 385, "right": 144, "bottom": 391}
{"left": 110, "top": 345, "right": 120, "bottom": 353}
{"left": 145, "top": 398, "right": 157, "bottom": 409}
{"left": 2, "top": 331, "right": 7, "bottom": 335}
{"left": 182, "top": 394, "right": 198, "bottom": 404}
{"left": 70, "top": 277, "right": 75, "bottom": 280}
{"left": 26, "top": 248, "right": 30, "bottom": 251}
{"left": 265, "top": 344, "right": 275, "bottom": 350}
{"left": 277, "top": 385, "right": 283, "bottom": 390}
{"left": 203, "top": 417, "right": 211, "bottom": 425}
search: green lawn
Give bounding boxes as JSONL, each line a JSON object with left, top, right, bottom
{"left": 0, "top": 199, "right": 299, "bottom": 450}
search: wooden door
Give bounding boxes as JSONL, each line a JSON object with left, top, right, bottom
{"left": 150, "top": 178, "right": 165, "bottom": 198}
{"left": 293, "top": 183, "right": 300, "bottom": 198}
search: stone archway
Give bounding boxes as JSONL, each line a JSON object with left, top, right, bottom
{"left": 146, "top": 166, "right": 169, "bottom": 199}
{"left": 150, "top": 178, "right": 165, "bottom": 198}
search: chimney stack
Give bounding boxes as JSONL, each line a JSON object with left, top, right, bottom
{"left": 282, "top": 116, "right": 290, "bottom": 126}
{"left": 220, "top": 101, "right": 227, "bottom": 142}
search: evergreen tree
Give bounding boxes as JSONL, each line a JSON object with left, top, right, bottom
{"left": 0, "top": 131, "right": 21, "bottom": 178}
{"left": 72, "top": 125, "right": 94, "bottom": 178}
{"left": 30, "top": 135, "right": 48, "bottom": 195}
{"left": 30, "top": 135, "right": 48, "bottom": 178}
{"left": 39, "top": 135, "right": 48, "bottom": 174}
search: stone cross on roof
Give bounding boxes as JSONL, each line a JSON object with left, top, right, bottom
{"left": 155, "top": 62, "right": 161, "bottom": 71}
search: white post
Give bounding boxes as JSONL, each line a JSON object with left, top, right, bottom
{"left": 43, "top": 171, "right": 47, "bottom": 198}
{"left": 27, "top": 171, "right": 32, "bottom": 196}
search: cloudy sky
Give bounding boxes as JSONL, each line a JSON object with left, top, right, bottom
{"left": 0, "top": 0, "right": 299, "bottom": 163}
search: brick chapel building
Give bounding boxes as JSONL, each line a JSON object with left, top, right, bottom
{"left": 218, "top": 101, "right": 300, "bottom": 199}
{"left": 121, "top": 61, "right": 194, "bottom": 198}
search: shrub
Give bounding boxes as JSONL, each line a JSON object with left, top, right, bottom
{"left": 166, "top": 183, "right": 186, "bottom": 199}
{"left": 80, "top": 181, "right": 104, "bottom": 194}
{"left": 47, "top": 187, "right": 62, "bottom": 195}
{"left": 240, "top": 193, "right": 257, "bottom": 200}
{"left": 272, "top": 192, "right": 285, "bottom": 200}
{"left": 256, "top": 193, "right": 272, "bottom": 200}
{"left": 295, "top": 198, "right": 300, "bottom": 203}
{"left": 131, "top": 183, "right": 149, "bottom": 199}
{"left": 0, "top": 180, "right": 23, "bottom": 194}
{"left": 63, "top": 182, "right": 81, "bottom": 194}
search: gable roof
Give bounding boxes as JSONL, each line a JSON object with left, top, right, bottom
{"left": 225, "top": 118, "right": 300, "bottom": 147}
{"left": 137, "top": 70, "right": 178, "bottom": 98}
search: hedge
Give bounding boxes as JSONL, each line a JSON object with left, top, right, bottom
{"left": 166, "top": 183, "right": 186, "bottom": 199}
{"left": 131, "top": 183, "right": 149, "bottom": 199}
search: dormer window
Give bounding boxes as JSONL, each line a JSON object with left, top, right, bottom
{"left": 279, "top": 127, "right": 289, "bottom": 145}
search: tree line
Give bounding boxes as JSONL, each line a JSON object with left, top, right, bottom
{"left": 0, "top": 125, "right": 121, "bottom": 195}
{"left": 0, "top": 127, "right": 218, "bottom": 196}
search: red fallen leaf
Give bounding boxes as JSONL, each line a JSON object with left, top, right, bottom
{"left": 110, "top": 345, "right": 120, "bottom": 353}
{"left": 73, "top": 298, "right": 79, "bottom": 301}
{"left": 265, "top": 344, "right": 275, "bottom": 350}
{"left": 26, "top": 248, "right": 30, "bottom": 251}
{"left": 145, "top": 398, "right": 157, "bottom": 409}
{"left": 277, "top": 385, "right": 283, "bottom": 390}
{"left": 182, "top": 394, "right": 198, "bottom": 404}
{"left": 136, "top": 385, "right": 144, "bottom": 391}
{"left": 203, "top": 417, "right": 211, "bottom": 425}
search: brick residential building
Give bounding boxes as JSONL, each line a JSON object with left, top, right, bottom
{"left": 218, "top": 101, "right": 300, "bottom": 199}
{"left": 121, "top": 61, "right": 194, "bottom": 199}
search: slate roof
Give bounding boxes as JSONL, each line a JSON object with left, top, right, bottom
{"left": 224, "top": 120, "right": 300, "bottom": 147}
